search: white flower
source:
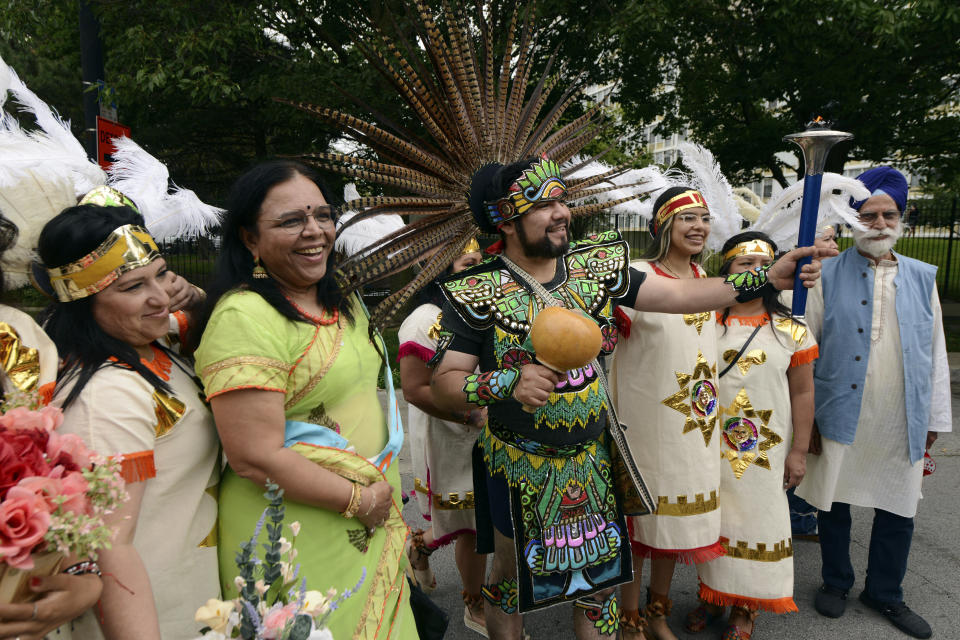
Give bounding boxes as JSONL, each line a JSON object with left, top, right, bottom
{"left": 255, "top": 579, "right": 268, "bottom": 595}
{"left": 233, "top": 576, "right": 245, "bottom": 592}
{"left": 308, "top": 627, "right": 334, "bottom": 640}
{"left": 194, "top": 598, "right": 234, "bottom": 635}
{"left": 302, "top": 590, "right": 332, "bottom": 617}
{"left": 281, "top": 561, "right": 296, "bottom": 583}
{"left": 290, "top": 521, "right": 301, "bottom": 536}
{"left": 279, "top": 537, "right": 293, "bottom": 554}
{"left": 288, "top": 548, "right": 299, "bottom": 562}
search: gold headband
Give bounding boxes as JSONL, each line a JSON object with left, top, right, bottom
{"left": 461, "top": 237, "right": 481, "bottom": 256}
{"left": 47, "top": 224, "right": 161, "bottom": 302}
{"left": 722, "top": 239, "right": 775, "bottom": 263}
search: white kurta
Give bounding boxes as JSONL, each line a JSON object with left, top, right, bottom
{"left": 796, "top": 258, "right": 952, "bottom": 518}
{"left": 55, "top": 330, "right": 220, "bottom": 640}
{"left": 609, "top": 261, "right": 723, "bottom": 560}
{"left": 698, "top": 312, "right": 817, "bottom": 611}
{"left": 398, "top": 303, "right": 478, "bottom": 541}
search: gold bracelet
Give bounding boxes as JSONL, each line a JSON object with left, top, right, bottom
{"left": 341, "top": 483, "right": 362, "bottom": 519}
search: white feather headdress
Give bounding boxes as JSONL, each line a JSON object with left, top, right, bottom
{"left": 752, "top": 173, "right": 869, "bottom": 249}
{"left": 335, "top": 183, "right": 405, "bottom": 258}
{"left": 0, "top": 55, "right": 220, "bottom": 287}
{"left": 675, "top": 142, "right": 744, "bottom": 251}
{"left": 563, "top": 157, "right": 666, "bottom": 218}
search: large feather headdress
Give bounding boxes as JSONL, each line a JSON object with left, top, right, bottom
{"left": 0, "top": 56, "right": 221, "bottom": 288}
{"left": 751, "top": 173, "right": 868, "bottom": 249}
{"left": 283, "top": 2, "right": 653, "bottom": 328}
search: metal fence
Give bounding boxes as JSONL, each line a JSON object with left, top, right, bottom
{"left": 161, "top": 196, "right": 960, "bottom": 303}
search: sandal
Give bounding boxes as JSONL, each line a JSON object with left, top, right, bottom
{"left": 685, "top": 602, "right": 724, "bottom": 632}
{"left": 720, "top": 606, "right": 757, "bottom": 640}
{"left": 621, "top": 608, "right": 652, "bottom": 640}
{"left": 462, "top": 591, "right": 488, "bottom": 637}
{"left": 644, "top": 590, "right": 677, "bottom": 640}
{"left": 406, "top": 529, "right": 437, "bottom": 593}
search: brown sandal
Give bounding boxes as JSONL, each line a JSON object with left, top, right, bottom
{"left": 405, "top": 529, "right": 437, "bottom": 593}
{"left": 462, "top": 591, "right": 487, "bottom": 637}
{"left": 622, "top": 608, "right": 652, "bottom": 640}
{"left": 720, "top": 605, "right": 758, "bottom": 640}
{"left": 644, "top": 589, "right": 676, "bottom": 640}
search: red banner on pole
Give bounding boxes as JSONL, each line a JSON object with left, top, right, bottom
{"left": 95, "top": 116, "right": 130, "bottom": 170}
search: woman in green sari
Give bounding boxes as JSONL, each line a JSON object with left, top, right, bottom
{"left": 193, "top": 161, "right": 416, "bottom": 639}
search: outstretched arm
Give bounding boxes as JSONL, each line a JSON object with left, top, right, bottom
{"left": 631, "top": 245, "right": 835, "bottom": 314}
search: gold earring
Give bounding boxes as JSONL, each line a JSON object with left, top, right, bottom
{"left": 252, "top": 258, "right": 268, "bottom": 279}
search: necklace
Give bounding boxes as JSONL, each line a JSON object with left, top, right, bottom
{"left": 656, "top": 260, "right": 690, "bottom": 279}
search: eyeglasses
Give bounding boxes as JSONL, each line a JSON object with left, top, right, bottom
{"left": 675, "top": 213, "right": 712, "bottom": 225}
{"left": 265, "top": 206, "right": 339, "bottom": 234}
{"left": 857, "top": 210, "right": 900, "bottom": 223}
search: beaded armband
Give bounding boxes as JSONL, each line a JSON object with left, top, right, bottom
{"left": 725, "top": 264, "right": 774, "bottom": 302}
{"left": 463, "top": 368, "right": 520, "bottom": 406}
{"left": 64, "top": 560, "right": 102, "bottom": 576}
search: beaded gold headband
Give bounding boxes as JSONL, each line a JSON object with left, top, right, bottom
{"left": 722, "top": 239, "right": 775, "bottom": 263}
{"left": 46, "top": 224, "right": 160, "bottom": 302}
{"left": 652, "top": 189, "right": 707, "bottom": 235}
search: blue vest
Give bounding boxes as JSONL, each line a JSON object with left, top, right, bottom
{"left": 815, "top": 248, "right": 936, "bottom": 464}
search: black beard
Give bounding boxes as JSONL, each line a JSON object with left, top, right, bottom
{"left": 517, "top": 220, "right": 569, "bottom": 259}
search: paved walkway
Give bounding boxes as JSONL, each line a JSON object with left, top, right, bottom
{"left": 388, "top": 389, "right": 960, "bottom": 639}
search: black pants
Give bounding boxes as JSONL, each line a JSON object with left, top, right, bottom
{"left": 818, "top": 501, "right": 914, "bottom": 605}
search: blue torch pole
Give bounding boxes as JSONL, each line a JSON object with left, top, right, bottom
{"left": 783, "top": 125, "right": 853, "bottom": 319}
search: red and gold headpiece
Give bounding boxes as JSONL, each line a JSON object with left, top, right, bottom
{"left": 652, "top": 189, "right": 707, "bottom": 235}
{"left": 722, "top": 239, "right": 775, "bottom": 264}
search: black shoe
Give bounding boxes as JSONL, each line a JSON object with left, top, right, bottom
{"left": 814, "top": 584, "right": 848, "bottom": 618}
{"left": 858, "top": 592, "right": 932, "bottom": 639}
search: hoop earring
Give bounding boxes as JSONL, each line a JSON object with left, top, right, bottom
{"left": 252, "top": 258, "right": 268, "bottom": 279}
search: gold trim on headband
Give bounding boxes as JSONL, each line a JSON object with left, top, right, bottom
{"left": 723, "top": 240, "right": 775, "bottom": 263}
{"left": 655, "top": 190, "right": 707, "bottom": 227}
{"left": 47, "top": 225, "right": 160, "bottom": 302}
{"left": 461, "top": 237, "right": 481, "bottom": 256}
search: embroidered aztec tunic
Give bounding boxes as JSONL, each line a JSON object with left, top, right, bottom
{"left": 438, "top": 230, "right": 645, "bottom": 613}
{"left": 195, "top": 291, "right": 415, "bottom": 640}
{"left": 56, "top": 315, "right": 221, "bottom": 640}
{"left": 609, "top": 261, "right": 724, "bottom": 563}
{"left": 697, "top": 312, "right": 818, "bottom": 613}
{"left": 398, "top": 302, "right": 478, "bottom": 541}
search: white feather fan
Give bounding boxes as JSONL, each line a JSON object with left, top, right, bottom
{"left": 107, "top": 136, "right": 221, "bottom": 240}
{"left": 752, "top": 173, "right": 869, "bottom": 249}
{"left": 564, "top": 156, "right": 671, "bottom": 218}
{"left": 676, "top": 142, "right": 744, "bottom": 251}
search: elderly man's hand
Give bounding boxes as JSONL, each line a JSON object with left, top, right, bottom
{"left": 768, "top": 246, "right": 839, "bottom": 290}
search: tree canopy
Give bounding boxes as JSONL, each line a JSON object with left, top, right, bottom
{"left": 2, "top": 0, "right": 958, "bottom": 199}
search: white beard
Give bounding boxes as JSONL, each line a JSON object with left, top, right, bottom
{"left": 853, "top": 222, "right": 902, "bottom": 258}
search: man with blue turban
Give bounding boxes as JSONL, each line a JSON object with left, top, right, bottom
{"left": 796, "top": 166, "right": 950, "bottom": 639}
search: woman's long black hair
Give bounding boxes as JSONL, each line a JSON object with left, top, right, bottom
{"left": 38, "top": 204, "right": 173, "bottom": 409}
{"left": 718, "top": 230, "right": 795, "bottom": 336}
{"left": 192, "top": 160, "right": 352, "bottom": 347}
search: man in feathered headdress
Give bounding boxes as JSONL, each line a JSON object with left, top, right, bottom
{"left": 429, "top": 156, "right": 830, "bottom": 639}
{"left": 797, "top": 166, "right": 950, "bottom": 640}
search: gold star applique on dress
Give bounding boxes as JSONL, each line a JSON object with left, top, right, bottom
{"left": 661, "top": 350, "right": 718, "bottom": 446}
{"left": 719, "top": 388, "right": 782, "bottom": 479}
{"left": 683, "top": 312, "right": 712, "bottom": 335}
{"left": 721, "top": 348, "right": 767, "bottom": 375}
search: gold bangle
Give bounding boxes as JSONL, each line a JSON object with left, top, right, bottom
{"left": 362, "top": 489, "right": 377, "bottom": 517}
{"left": 341, "top": 483, "right": 362, "bottom": 519}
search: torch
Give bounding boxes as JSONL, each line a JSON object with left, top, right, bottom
{"left": 783, "top": 119, "right": 852, "bottom": 319}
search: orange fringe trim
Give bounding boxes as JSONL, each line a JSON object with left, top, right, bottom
{"left": 698, "top": 581, "right": 798, "bottom": 614}
{"left": 789, "top": 345, "right": 819, "bottom": 367}
{"left": 114, "top": 450, "right": 156, "bottom": 483}
{"left": 173, "top": 310, "right": 190, "bottom": 346}
{"left": 37, "top": 382, "right": 55, "bottom": 407}
{"left": 716, "top": 313, "right": 770, "bottom": 327}
{"left": 630, "top": 539, "right": 727, "bottom": 565}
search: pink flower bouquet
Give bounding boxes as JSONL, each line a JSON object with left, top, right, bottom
{"left": 0, "top": 404, "right": 126, "bottom": 603}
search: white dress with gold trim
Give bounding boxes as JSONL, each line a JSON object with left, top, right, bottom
{"left": 54, "top": 320, "right": 220, "bottom": 640}
{"left": 609, "top": 261, "right": 724, "bottom": 561}
{"left": 398, "top": 302, "right": 477, "bottom": 541}
{"left": 697, "top": 311, "right": 817, "bottom": 612}
{"left": 0, "top": 305, "right": 57, "bottom": 405}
